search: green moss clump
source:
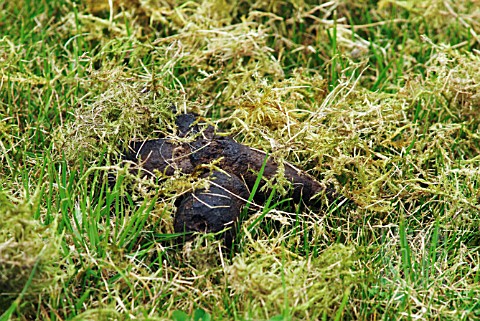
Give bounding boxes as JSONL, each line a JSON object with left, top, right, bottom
{"left": 227, "top": 244, "right": 359, "bottom": 320}
{"left": 54, "top": 69, "right": 177, "bottom": 163}
{"left": 0, "top": 192, "right": 64, "bottom": 314}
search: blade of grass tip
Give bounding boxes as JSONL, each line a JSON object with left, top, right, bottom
{"left": 126, "top": 197, "right": 157, "bottom": 252}
{"left": 90, "top": 180, "right": 105, "bottom": 255}
{"left": 329, "top": 11, "right": 338, "bottom": 90}
{"left": 334, "top": 286, "right": 351, "bottom": 321}
{"left": 241, "top": 153, "right": 270, "bottom": 217}
{"left": 399, "top": 216, "right": 412, "bottom": 283}
{"left": 113, "top": 176, "right": 123, "bottom": 242}
{"left": 371, "top": 60, "right": 393, "bottom": 92}
{"left": 234, "top": 153, "right": 269, "bottom": 251}
{"left": 247, "top": 186, "right": 276, "bottom": 233}
{"left": 103, "top": 179, "right": 117, "bottom": 252}
{"left": 301, "top": 204, "right": 310, "bottom": 256}
{"left": 33, "top": 155, "right": 48, "bottom": 221}
{"left": 116, "top": 196, "right": 156, "bottom": 250}
{"left": 328, "top": 195, "right": 349, "bottom": 215}
{"left": 75, "top": 288, "right": 92, "bottom": 313}
{"left": 248, "top": 195, "right": 292, "bottom": 236}
{"left": 428, "top": 219, "right": 440, "bottom": 277}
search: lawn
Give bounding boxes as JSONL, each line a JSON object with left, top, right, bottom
{"left": 1, "top": 0, "right": 480, "bottom": 320}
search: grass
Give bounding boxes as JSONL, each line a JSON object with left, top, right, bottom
{"left": 1, "top": 0, "right": 480, "bottom": 320}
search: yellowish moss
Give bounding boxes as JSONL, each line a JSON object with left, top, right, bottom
{"left": 0, "top": 193, "right": 64, "bottom": 313}
{"left": 227, "top": 243, "right": 359, "bottom": 320}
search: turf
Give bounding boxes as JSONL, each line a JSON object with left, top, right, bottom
{"left": 1, "top": 0, "right": 480, "bottom": 320}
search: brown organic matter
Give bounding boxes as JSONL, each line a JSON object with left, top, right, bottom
{"left": 175, "top": 170, "right": 249, "bottom": 246}
{"left": 125, "top": 114, "right": 343, "bottom": 243}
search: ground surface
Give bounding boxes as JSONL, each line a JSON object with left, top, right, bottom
{"left": 1, "top": 0, "right": 480, "bottom": 320}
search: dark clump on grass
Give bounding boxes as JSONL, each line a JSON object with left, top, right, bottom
{"left": 124, "top": 113, "right": 348, "bottom": 246}
{"left": 175, "top": 170, "right": 250, "bottom": 246}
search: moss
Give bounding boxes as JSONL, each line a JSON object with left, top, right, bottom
{"left": 0, "top": 192, "right": 64, "bottom": 313}
{"left": 227, "top": 244, "right": 359, "bottom": 320}
{"left": 54, "top": 68, "right": 177, "bottom": 163}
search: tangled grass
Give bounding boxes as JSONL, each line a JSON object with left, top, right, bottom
{"left": 1, "top": 0, "right": 480, "bottom": 320}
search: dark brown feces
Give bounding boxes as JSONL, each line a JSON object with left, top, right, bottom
{"left": 124, "top": 113, "right": 343, "bottom": 245}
